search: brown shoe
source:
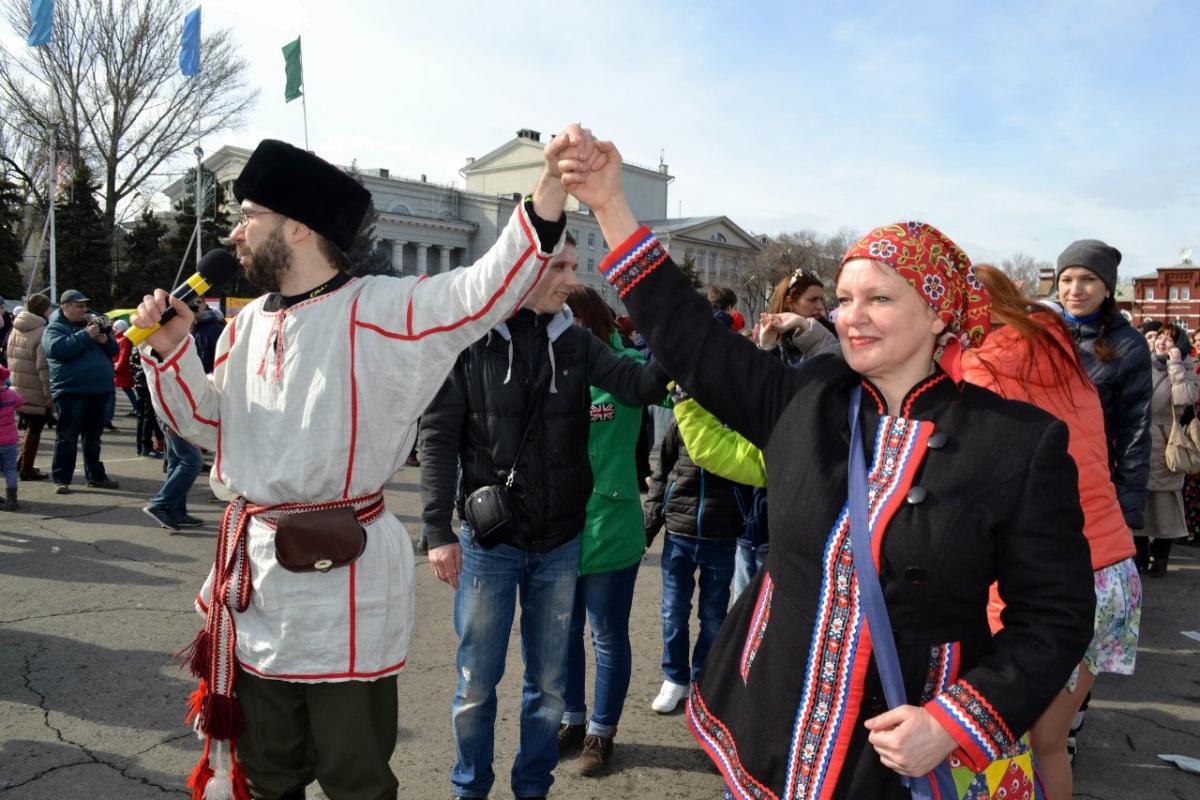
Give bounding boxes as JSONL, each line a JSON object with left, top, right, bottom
{"left": 557, "top": 723, "right": 585, "bottom": 754}
{"left": 19, "top": 469, "right": 47, "bottom": 481}
{"left": 578, "top": 733, "right": 613, "bottom": 776}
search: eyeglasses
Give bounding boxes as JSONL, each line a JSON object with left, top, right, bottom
{"left": 787, "top": 269, "right": 822, "bottom": 290}
{"left": 235, "top": 209, "right": 279, "bottom": 228}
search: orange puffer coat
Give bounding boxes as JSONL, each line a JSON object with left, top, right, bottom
{"left": 963, "top": 318, "right": 1134, "bottom": 573}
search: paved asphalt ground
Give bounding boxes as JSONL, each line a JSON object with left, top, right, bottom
{"left": 1, "top": 395, "right": 1198, "bottom": 799}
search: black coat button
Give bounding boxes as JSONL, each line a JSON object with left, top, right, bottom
{"left": 927, "top": 431, "right": 948, "bottom": 449}
{"left": 905, "top": 566, "right": 928, "bottom": 585}
{"left": 906, "top": 487, "right": 927, "bottom": 504}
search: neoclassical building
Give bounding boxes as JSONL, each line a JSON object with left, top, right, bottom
{"left": 165, "top": 129, "right": 762, "bottom": 311}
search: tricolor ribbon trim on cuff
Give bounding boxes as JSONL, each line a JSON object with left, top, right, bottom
{"left": 924, "top": 679, "right": 1017, "bottom": 772}
{"left": 599, "top": 226, "right": 668, "bottom": 298}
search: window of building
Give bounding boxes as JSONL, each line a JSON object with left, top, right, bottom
{"left": 708, "top": 252, "right": 717, "bottom": 269}
{"left": 1145, "top": 287, "right": 1155, "bottom": 300}
{"left": 587, "top": 231, "right": 596, "bottom": 250}
{"left": 588, "top": 258, "right": 596, "bottom": 273}
{"left": 711, "top": 232, "right": 727, "bottom": 243}
{"left": 1170, "top": 286, "right": 1179, "bottom": 300}
{"left": 1184, "top": 287, "right": 1192, "bottom": 300}
{"left": 571, "top": 229, "right": 580, "bottom": 245}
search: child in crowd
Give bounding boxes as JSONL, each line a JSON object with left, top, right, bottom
{"left": 0, "top": 365, "right": 24, "bottom": 509}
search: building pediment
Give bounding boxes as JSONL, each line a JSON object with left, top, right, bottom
{"left": 649, "top": 216, "right": 763, "bottom": 252}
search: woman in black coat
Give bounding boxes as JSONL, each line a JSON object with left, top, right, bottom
{"left": 559, "top": 142, "right": 1095, "bottom": 799}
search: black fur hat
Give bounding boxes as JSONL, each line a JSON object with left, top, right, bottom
{"left": 233, "top": 139, "right": 370, "bottom": 252}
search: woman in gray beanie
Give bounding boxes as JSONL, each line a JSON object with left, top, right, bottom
{"left": 1055, "top": 239, "right": 1153, "bottom": 765}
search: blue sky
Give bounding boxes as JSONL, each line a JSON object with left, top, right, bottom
{"left": 27, "top": 0, "right": 1200, "bottom": 278}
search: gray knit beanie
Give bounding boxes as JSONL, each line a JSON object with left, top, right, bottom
{"left": 1056, "top": 239, "right": 1122, "bottom": 293}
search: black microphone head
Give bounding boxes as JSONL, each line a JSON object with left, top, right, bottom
{"left": 197, "top": 248, "right": 240, "bottom": 288}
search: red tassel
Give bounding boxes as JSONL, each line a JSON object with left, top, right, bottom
{"left": 229, "top": 740, "right": 252, "bottom": 800}
{"left": 187, "top": 739, "right": 215, "bottom": 800}
{"left": 184, "top": 679, "right": 208, "bottom": 726}
{"left": 199, "top": 693, "right": 245, "bottom": 740}
{"left": 175, "top": 627, "right": 211, "bottom": 679}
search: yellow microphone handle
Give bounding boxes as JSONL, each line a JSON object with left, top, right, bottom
{"left": 124, "top": 274, "right": 212, "bottom": 347}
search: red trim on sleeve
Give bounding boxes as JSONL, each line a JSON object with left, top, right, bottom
{"left": 353, "top": 205, "right": 544, "bottom": 341}
{"left": 150, "top": 366, "right": 181, "bottom": 433}
{"left": 341, "top": 297, "right": 361, "bottom": 499}
{"left": 171, "top": 370, "right": 218, "bottom": 428}
{"left": 924, "top": 701, "right": 991, "bottom": 772}
{"left": 196, "top": 594, "right": 208, "bottom": 613}
{"left": 213, "top": 316, "right": 237, "bottom": 369}
{"left": 598, "top": 225, "right": 653, "bottom": 273}
{"left": 160, "top": 336, "right": 192, "bottom": 372}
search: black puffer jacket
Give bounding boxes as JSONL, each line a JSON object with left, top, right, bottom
{"left": 1062, "top": 310, "right": 1152, "bottom": 529}
{"left": 644, "top": 419, "right": 750, "bottom": 542}
{"left": 420, "top": 307, "right": 669, "bottom": 553}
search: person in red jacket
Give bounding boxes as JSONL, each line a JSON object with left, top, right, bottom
{"left": 962, "top": 265, "right": 1141, "bottom": 800}
{"left": 111, "top": 320, "right": 136, "bottom": 411}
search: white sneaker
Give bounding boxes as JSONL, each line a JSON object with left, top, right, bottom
{"left": 651, "top": 680, "right": 689, "bottom": 713}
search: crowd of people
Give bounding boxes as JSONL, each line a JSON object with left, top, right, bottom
{"left": 0, "top": 125, "right": 1189, "bottom": 800}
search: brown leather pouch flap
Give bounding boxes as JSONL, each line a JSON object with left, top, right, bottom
{"left": 274, "top": 506, "right": 367, "bottom": 573}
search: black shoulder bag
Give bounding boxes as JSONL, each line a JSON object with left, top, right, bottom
{"left": 461, "top": 384, "right": 548, "bottom": 549}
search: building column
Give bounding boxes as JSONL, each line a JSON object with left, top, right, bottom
{"left": 438, "top": 245, "right": 453, "bottom": 274}
{"left": 391, "top": 240, "right": 406, "bottom": 274}
{"left": 415, "top": 243, "right": 429, "bottom": 275}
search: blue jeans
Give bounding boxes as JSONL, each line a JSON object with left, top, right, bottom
{"left": 51, "top": 393, "right": 110, "bottom": 486}
{"left": 563, "top": 562, "right": 640, "bottom": 737}
{"left": 451, "top": 527, "right": 580, "bottom": 798}
{"left": 148, "top": 430, "right": 202, "bottom": 518}
{"left": 661, "top": 532, "right": 736, "bottom": 685}
{"left": 732, "top": 541, "right": 770, "bottom": 602}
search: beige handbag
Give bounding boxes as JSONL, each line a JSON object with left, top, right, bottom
{"left": 1165, "top": 404, "right": 1200, "bottom": 475}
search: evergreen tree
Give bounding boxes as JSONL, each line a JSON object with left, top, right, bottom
{"left": 678, "top": 256, "right": 704, "bottom": 289}
{"left": 52, "top": 163, "right": 113, "bottom": 308}
{"left": 343, "top": 163, "right": 393, "bottom": 277}
{"left": 164, "top": 166, "right": 248, "bottom": 297}
{"left": 112, "top": 208, "right": 173, "bottom": 306}
{"left": 0, "top": 173, "right": 25, "bottom": 300}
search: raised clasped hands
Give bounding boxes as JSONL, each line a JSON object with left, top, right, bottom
{"left": 757, "top": 312, "right": 810, "bottom": 347}
{"left": 864, "top": 704, "right": 957, "bottom": 778}
{"left": 557, "top": 136, "right": 623, "bottom": 213}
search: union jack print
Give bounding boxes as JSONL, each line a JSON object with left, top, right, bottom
{"left": 590, "top": 402, "right": 616, "bottom": 421}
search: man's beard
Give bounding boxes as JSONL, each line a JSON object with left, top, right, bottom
{"left": 241, "top": 225, "right": 292, "bottom": 292}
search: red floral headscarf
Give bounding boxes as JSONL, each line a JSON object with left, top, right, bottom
{"left": 842, "top": 221, "right": 991, "bottom": 383}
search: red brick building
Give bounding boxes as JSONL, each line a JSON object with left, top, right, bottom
{"left": 1133, "top": 251, "right": 1200, "bottom": 331}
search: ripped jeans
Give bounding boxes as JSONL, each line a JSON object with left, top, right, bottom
{"left": 450, "top": 526, "right": 580, "bottom": 798}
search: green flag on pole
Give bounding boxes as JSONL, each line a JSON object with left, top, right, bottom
{"left": 282, "top": 37, "right": 303, "bottom": 102}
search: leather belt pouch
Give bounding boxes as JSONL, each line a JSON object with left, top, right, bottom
{"left": 274, "top": 506, "right": 367, "bottom": 573}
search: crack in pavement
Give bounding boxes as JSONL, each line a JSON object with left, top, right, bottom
{"left": 6, "top": 649, "right": 186, "bottom": 795}
{"left": 28, "top": 518, "right": 197, "bottom": 577}
{"left": 1114, "top": 710, "right": 1200, "bottom": 742}
{"left": 0, "top": 606, "right": 194, "bottom": 626}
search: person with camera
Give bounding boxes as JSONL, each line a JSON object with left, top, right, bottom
{"left": 419, "top": 233, "right": 669, "bottom": 800}
{"left": 42, "top": 289, "right": 120, "bottom": 493}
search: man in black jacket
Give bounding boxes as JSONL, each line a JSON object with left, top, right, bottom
{"left": 421, "top": 236, "right": 669, "bottom": 800}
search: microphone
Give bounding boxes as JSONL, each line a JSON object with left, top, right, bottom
{"left": 126, "top": 249, "right": 240, "bottom": 346}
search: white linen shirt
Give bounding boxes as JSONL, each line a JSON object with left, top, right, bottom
{"left": 141, "top": 204, "right": 557, "bottom": 682}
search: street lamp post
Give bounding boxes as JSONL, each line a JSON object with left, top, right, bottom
{"left": 193, "top": 146, "right": 204, "bottom": 268}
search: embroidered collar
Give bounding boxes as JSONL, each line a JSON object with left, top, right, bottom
{"left": 860, "top": 368, "right": 958, "bottom": 419}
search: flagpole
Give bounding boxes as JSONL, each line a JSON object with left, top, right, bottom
{"left": 48, "top": 123, "right": 56, "bottom": 304}
{"left": 301, "top": 92, "right": 309, "bottom": 150}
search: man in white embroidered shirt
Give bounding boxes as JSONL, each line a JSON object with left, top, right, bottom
{"left": 130, "top": 128, "right": 592, "bottom": 800}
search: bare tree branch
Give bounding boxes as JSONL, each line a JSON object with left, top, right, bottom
{"left": 0, "top": 0, "right": 257, "bottom": 240}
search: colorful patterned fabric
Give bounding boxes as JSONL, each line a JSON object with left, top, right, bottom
{"left": 599, "top": 226, "right": 669, "bottom": 298}
{"left": 1080, "top": 556, "right": 1141, "bottom": 681}
{"left": 739, "top": 571, "right": 774, "bottom": 684}
{"left": 842, "top": 221, "right": 991, "bottom": 383}
{"left": 926, "top": 680, "right": 1019, "bottom": 771}
{"left": 1182, "top": 471, "right": 1200, "bottom": 536}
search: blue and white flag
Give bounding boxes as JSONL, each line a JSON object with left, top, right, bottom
{"left": 27, "top": 0, "right": 52, "bottom": 47}
{"left": 179, "top": 8, "right": 201, "bottom": 76}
